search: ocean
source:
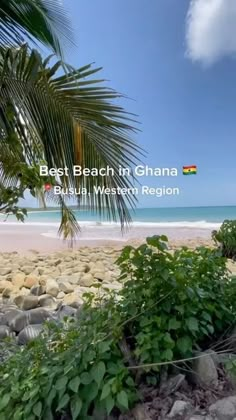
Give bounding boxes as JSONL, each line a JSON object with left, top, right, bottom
{"left": 1, "top": 206, "right": 235, "bottom": 242}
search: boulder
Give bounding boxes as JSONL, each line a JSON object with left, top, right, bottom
{"left": 0, "top": 268, "right": 11, "bottom": 276}
{"left": 58, "top": 280, "right": 74, "bottom": 294}
{"left": 20, "top": 296, "right": 39, "bottom": 311}
{"left": 0, "top": 309, "right": 23, "bottom": 326}
{"left": 30, "top": 284, "right": 46, "bottom": 296}
{"left": 24, "top": 275, "right": 39, "bottom": 289}
{"left": 0, "top": 280, "right": 12, "bottom": 293}
{"left": 17, "top": 324, "right": 43, "bottom": 345}
{"left": 56, "top": 305, "right": 77, "bottom": 320}
{"left": 38, "top": 294, "right": 56, "bottom": 309}
{"left": 21, "top": 266, "right": 34, "bottom": 275}
{"left": 209, "top": 396, "right": 236, "bottom": 420}
{"left": 9, "top": 308, "right": 52, "bottom": 332}
{"left": 168, "top": 401, "right": 193, "bottom": 418}
{"left": 63, "top": 292, "right": 83, "bottom": 308}
{"left": 46, "top": 279, "right": 59, "bottom": 297}
{"left": 79, "top": 273, "right": 94, "bottom": 287}
{"left": 12, "top": 273, "right": 25, "bottom": 288}
{"left": 192, "top": 352, "right": 218, "bottom": 387}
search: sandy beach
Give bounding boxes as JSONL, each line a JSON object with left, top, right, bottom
{"left": 0, "top": 223, "right": 214, "bottom": 253}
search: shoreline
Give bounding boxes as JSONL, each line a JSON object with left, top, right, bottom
{"left": 0, "top": 223, "right": 214, "bottom": 254}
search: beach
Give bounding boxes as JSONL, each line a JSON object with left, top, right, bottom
{"left": 0, "top": 222, "right": 214, "bottom": 253}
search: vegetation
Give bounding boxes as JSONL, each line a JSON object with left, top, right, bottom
{"left": 212, "top": 220, "right": 236, "bottom": 259}
{"left": 0, "top": 43, "right": 141, "bottom": 239}
{"left": 0, "top": 0, "right": 73, "bottom": 56}
{"left": 0, "top": 236, "right": 235, "bottom": 419}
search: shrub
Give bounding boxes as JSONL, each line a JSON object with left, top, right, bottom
{"left": 0, "top": 236, "right": 235, "bottom": 419}
{"left": 212, "top": 219, "right": 236, "bottom": 259}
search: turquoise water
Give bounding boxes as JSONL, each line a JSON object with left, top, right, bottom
{"left": 20, "top": 205, "right": 236, "bottom": 225}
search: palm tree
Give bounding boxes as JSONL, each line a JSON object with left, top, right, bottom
{"left": 0, "top": 45, "right": 141, "bottom": 241}
{"left": 0, "top": 0, "right": 73, "bottom": 56}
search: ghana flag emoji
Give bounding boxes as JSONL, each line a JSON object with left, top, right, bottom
{"left": 182, "top": 165, "right": 197, "bottom": 175}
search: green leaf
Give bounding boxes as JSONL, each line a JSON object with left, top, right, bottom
{"left": 117, "top": 390, "right": 129, "bottom": 410}
{"left": 162, "top": 349, "right": 173, "bottom": 361}
{"left": 177, "top": 336, "right": 192, "bottom": 354}
{"left": 70, "top": 396, "right": 82, "bottom": 420}
{"left": 80, "top": 372, "right": 92, "bottom": 385}
{"left": 55, "top": 376, "right": 68, "bottom": 391}
{"left": 91, "top": 361, "right": 106, "bottom": 386}
{"left": 105, "top": 394, "right": 115, "bottom": 415}
{"left": 0, "top": 394, "right": 10, "bottom": 411}
{"left": 186, "top": 317, "right": 199, "bottom": 332}
{"left": 68, "top": 377, "right": 80, "bottom": 393}
{"left": 168, "top": 317, "right": 181, "bottom": 330}
{"left": 56, "top": 393, "right": 70, "bottom": 411}
{"left": 33, "top": 401, "right": 42, "bottom": 417}
{"left": 100, "top": 383, "right": 111, "bottom": 400}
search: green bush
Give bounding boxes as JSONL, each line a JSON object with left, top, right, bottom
{"left": 212, "top": 219, "right": 236, "bottom": 259}
{"left": 0, "top": 236, "right": 235, "bottom": 419}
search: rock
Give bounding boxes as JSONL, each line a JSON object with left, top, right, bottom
{"left": 93, "top": 271, "right": 106, "bottom": 281}
{"left": 21, "top": 266, "right": 34, "bottom": 275}
{"left": 20, "top": 296, "right": 39, "bottom": 311}
{"left": 160, "top": 374, "right": 186, "bottom": 395}
{"left": 30, "top": 284, "right": 46, "bottom": 296}
{"left": 24, "top": 275, "right": 39, "bottom": 289}
{"left": 2, "top": 288, "right": 12, "bottom": 298}
{"left": 9, "top": 308, "right": 52, "bottom": 332}
{"left": 57, "top": 291, "right": 65, "bottom": 299}
{"left": 132, "top": 404, "right": 151, "bottom": 420}
{"left": 168, "top": 401, "right": 193, "bottom": 418}
{"left": 209, "top": 396, "right": 236, "bottom": 420}
{"left": 79, "top": 273, "right": 94, "bottom": 287}
{"left": 17, "top": 324, "right": 43, "bottom": 345}
{"left": 0, "top": 268, "right": 11, "bottom": 276}
{"left": 38, "top": 294, "right": 56, "bottom": 308}
{"left": 192, "top": 352, "right": 218, "bottom": 387}
{"left": 0, "top": 325, "right": 11, "bottom": 339}
{"left": 56, "top": 305, "right": 77, "bottom": 320}
{"left": 12, "top": 273, "right": 25, "bottom": 288}
{"left": 189, "top": 416, "right": 206, "bottom": 420}
{"left": 58, "top": 280, "right": 74, "bottom": 294}
{"left": 0, "top": 280, "right": 12, "bottom": 293}
{"left": 63, "top": 292, "right": 83, "bottom": 308}
{"left": 46, "top": 279, "right": 59, "bottom": 297}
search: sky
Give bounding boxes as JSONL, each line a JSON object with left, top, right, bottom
{"left": 24, "top": 0, "right": 236, "bottom": 208}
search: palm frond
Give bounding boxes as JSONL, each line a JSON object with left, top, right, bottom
{"left": 0, "top": 0, "right": 74, "bottom": 56}
{"left": 0, "top": 45, "right": 144, "bottom": 239}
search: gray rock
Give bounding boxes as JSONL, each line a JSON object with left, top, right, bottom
{"left": 9, "top": 308, "right": 52, "bottom": 332}
{"left": 0, "top": 309, "right": 23, "bottom": 326}
{"left": 0, "top": 325, "right": 11, "bottom": 339}
{"left": 17, "top": 324, "right": 43, "bottom": 345}
{"left": 209, "top": 396, "right": 236, "bottom": 420}
{"left": 30, "top": 285, "right": 45, "bottom": 296}
{"left": 192, "top": 352, "right": 218, "bottom": 387}
{"left": 20, "top": 296, "right": 39, "bottom": 310}
{"left": 38, "top": 294, "right": 56, "bottom": 308}
{"left": 21, "top": 266, "right": 34, "bottom": 275}
{"left": 132, "top": 404, "right": 151, "bottom": 420}
{"left": 56, "top": 305, "right": 77, "bottom": 320}
{"left": 58, "top": 280, "right": 74, "bottom": 294}
{"left": 168, "top": 401, "right": 193, "bottom": 418}
{"left": 160, "top": 374, "right": 186, "bottom": 395}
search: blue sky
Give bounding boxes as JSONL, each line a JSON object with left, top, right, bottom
{"left": 25, "top": 0, "right": 236, "bottom": 208}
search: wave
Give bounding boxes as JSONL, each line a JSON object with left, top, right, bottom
{"left": 0, "top": 219, "right": 222, "bottom": 229}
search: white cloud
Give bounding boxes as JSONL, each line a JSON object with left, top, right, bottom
{"left": 186, "top": 0, "right": 236, "bottom": 65}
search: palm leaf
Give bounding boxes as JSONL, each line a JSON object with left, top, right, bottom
{"left": 0, "top": 0, "right": 74, "bottom": 56}
{"left": 0, "top": 45, "right": 144, "bottom": 239}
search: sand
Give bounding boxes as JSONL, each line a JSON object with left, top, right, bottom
{"left": 0, "top": 223, "right": 214, "bottom": 254}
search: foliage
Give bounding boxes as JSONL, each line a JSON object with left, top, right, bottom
{"left": 212, "top": 220, "right": 236, "bottom": 259}
{"left": 0, "top": 236, "right": 235, "bottom": 419}
{"left": 0, "top": 0, "right": 73, "bottom": 56}
{"left": 0, "top": 44, "right": 141, "bottom": 240}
